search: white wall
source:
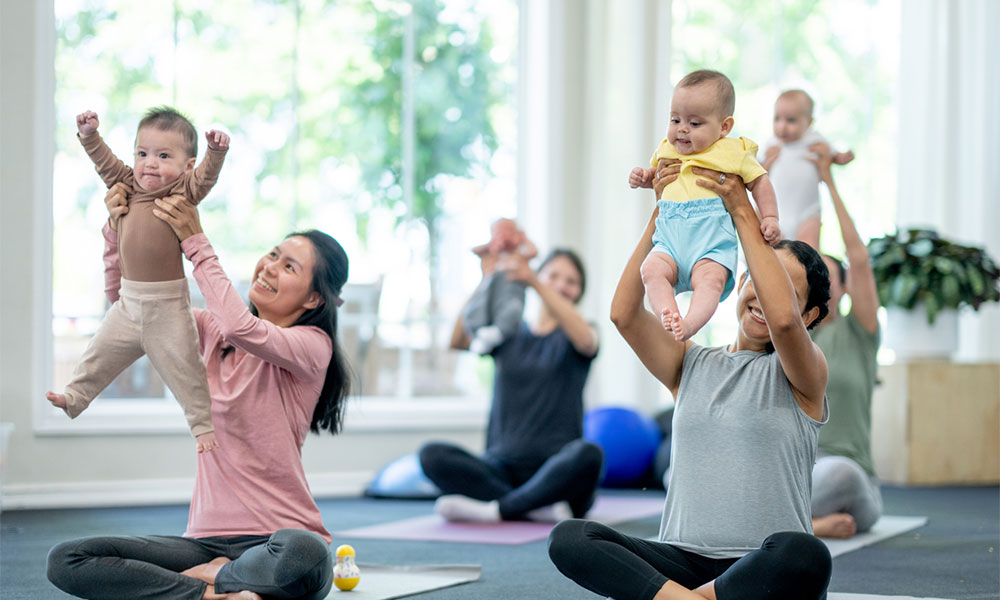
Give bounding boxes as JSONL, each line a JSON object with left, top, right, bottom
{"left": 519, "top": 0, "right": 674, "bottom": 414}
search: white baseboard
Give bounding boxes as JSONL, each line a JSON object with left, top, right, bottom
{"left": 1, "top": 470, "right": 373, "bottom": 511}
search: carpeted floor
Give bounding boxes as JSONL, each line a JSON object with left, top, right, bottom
{"left": 2, "top": 486, "right": 997, "bottom": 599}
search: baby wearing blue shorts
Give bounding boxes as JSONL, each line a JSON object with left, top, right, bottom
{"left": 629, "top": 70, "right": 781, "bottom": 341}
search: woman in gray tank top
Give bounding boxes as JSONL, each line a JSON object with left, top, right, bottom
{"left": 548, "top": 160, "right": 834, "bottom": 600}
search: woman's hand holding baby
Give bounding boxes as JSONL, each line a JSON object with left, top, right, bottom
{"left": 651, "top": 159, "right": 682, "bottom": 200}
{"left": 153, "top": 194, "right": 204, "bottom": 241}
{"left": 104, "top": 183, "right": 130, "bottom": 231}
{"left": 692, "top": 166, "right": 750, "bottom": 217}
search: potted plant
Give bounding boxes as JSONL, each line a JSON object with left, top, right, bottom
{"left": 868, "top": 228, "right": 1000, "bottom": 358}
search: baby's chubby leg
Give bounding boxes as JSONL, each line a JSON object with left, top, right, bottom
{"left": 670, "top": 258, "right": 728, "bottom": 342}
{"left": 639, "top": 252, "right": 680, "bottom": 333}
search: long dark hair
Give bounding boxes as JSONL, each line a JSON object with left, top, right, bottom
{"left": 239, "top": 230, "right": 352, "bottom": 434}
{"left": 822, "top": 253, "right": 847, "bottom": 286}
{"left": 774, "top": 239, "right": 831, "bottom": 329}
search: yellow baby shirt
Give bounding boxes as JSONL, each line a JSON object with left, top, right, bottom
{"left": 650, "top": 136, "right": 767, "bottom": 203}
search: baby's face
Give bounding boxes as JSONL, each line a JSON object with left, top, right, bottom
{"left": 133, "top": 127, "right": 194, "bottom": 191}
{"left": 772, "top": 96, "right": 812, "bottom": 144}
{"left": 490, "top": 220, "right": 521, "bottom": 252}
{"left": 667, "top": 84, "right": 730, "bottom": 155}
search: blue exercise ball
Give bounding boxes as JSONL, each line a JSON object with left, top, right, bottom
{"left": 364, "top": 453, "right": 442, "bottom": 499}
{"left": 584, "top": 407, "right": 661, "bottom": 487}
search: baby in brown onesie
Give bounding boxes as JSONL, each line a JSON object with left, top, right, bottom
{"left": 46, "top": 106, "right": 228, "bottom": 453}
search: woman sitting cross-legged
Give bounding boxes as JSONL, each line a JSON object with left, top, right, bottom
{"left": 547, "top": 161, "right": 834, "bottom": 600}
{"left": 47, "top": 184, "right": 351, "bottom": 600}
{"left": 418, "top": 246, "right": 604, "bottom": 523}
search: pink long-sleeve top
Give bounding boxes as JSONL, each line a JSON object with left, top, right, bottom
{"left": 103, "top": 223, "right": 333, "bottom": 542}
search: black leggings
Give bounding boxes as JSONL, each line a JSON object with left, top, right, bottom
{"left": 419, "top": 438, "right": 603, "bottom": 520}
{"left": 46, "top": 529, "right": 332, "bottom": 600}
{"left": 548, "top": 519, "right": 831, "bottom": 600}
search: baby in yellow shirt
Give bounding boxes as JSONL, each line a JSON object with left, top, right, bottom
{"left": 629, "top": 70, "right": 780, "bottom": 341}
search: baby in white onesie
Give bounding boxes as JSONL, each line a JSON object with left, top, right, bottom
{"left": 761, "top": 89, "right": 854, "bottom": 249}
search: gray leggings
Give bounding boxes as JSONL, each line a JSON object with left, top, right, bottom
{"left": 462, "top": 271, "right": 526, "bottom": 340}
{"left": 46, "top": 529, "right": 332, "bottom": 600}
{"left": 811, "top": 454, "right": 883, "bottom": 532}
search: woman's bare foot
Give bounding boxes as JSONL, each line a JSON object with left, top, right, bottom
{"left": 46, "top": 391, "right": 67, "bottom": 410}
{"left": 202, "top": 586, "right": 261, "bottom": 600}
{"left": 181, "top": 556, "right": 231, "bottom": 584}
{"left": 813, "top": 513, "right": 857, "bottom": 538}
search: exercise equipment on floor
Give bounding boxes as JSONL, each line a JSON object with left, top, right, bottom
{"left": 584, "top": 406, "right": 662, "bottom": 487}
{"left": 364, "top": 453, "right": 442, "bottom": 499}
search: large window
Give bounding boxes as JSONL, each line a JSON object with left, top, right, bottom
{"left": 52, "top": 0, "right": 518, "bottom": 410}
{"left": 670, "top": 0, "right": 900, "bottom": 348}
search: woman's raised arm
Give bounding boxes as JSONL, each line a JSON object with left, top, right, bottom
{"left": 610, "top": 161, "right": 688, "bottom": 396}
{"left": 810, "top": 143, "right": 879, "bottom": 333}
{"left": 506, "top": 253, "right": 598, "bottom": 356}
{"left": 694, "top": 167, "right": 827, "bottom": 418}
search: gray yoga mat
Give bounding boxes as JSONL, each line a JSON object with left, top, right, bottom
{"left": 822, "top": 515, "right": 928, "bottom": 558}
{"left": 828, "top": 595, "right": 949, "bottom": 600}
{"left": 324, "top": 563, "right": 481, "bottom": 599}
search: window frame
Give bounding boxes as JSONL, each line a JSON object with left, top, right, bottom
{"left": 35, "top": 1, "right": 506, "bottom": 436}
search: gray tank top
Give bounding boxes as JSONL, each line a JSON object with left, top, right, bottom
{"left": 658, "top": 345, "right": 828, "bottom": 558}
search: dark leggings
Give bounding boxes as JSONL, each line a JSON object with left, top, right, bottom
{"left": 419, "top": 438, "right": 603, "bottom": 520}
{"left": 46, "top": 529, "right": 332, "bottom": 600}
{"left": 548, "top": 519, "right": 831, "bottom": 600}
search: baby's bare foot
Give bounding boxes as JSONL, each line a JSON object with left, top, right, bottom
{"left": 181, "top": 556, "right": 231, "bottom": 584}
{"left": 813, "top": 513, "right": 857, "bottom": 539}
{"left": 672, "top": 318, "right": 694, "bottom": 342}
{"left": 660, "top": 308, "right": 675, "bottom": 333}
{"left": 196, "top": 432, "right": 220, "bottom": 453}
{"left": 662, "top": 310, "right": 688, "bottom": 341}
{"left": 46, "top": 391, "right": 67, "bottom": 410}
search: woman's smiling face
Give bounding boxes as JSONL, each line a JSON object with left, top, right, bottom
{"left": 735, "top": 248, "right": 813, "bottom": 344}
{"left": 249, "top": 236, "right": 322, "bottom": 327}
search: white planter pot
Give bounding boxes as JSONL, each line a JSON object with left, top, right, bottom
{"left": 884, "top": 306, "right": 958, "bottom": 360}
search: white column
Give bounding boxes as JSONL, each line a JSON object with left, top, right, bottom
{"left": 520, "top": 0, "right": 675, "bottom": 412}
{"left": 897, "top": 0, "right": 1000, "bottom": 360}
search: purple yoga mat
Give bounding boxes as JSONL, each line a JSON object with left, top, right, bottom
{"left": 334, "top": 494, "right": 665, "bottom": 545}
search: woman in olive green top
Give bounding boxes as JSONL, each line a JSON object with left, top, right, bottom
{"left": 808, "top": 143, "right": 882, "bottom": 538}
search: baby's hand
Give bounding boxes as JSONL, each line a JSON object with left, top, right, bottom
{"left": 205, "top": 130, "right": 230, "bottom": 151}
{"left": 833, "top": 150, "right": 855, "bottom": 166}
{"left": 628, "top": 167, "right": 655, "bottom": 189}
{"left": 765, "top": 146, "right": 781, "bottom": 162}
{"left": 196, "top": 431, "right": 220, "bottom": 453}
{"left": 760, "top": 216, "right": 781, "bottom": 246}
{"left": 76, "top": 111, "right": 99, "bottom": 137}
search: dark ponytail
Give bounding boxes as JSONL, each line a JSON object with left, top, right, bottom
{"left": 243, "top": 230, "right": 353, "bottom": 434}
{"left": 293, "top": 230, "right": 352, "bottom": 434}
{"left": 774, "top": 239, "right": 831, "bottom": 329}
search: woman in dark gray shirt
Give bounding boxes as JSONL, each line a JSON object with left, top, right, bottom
{"left": 419, "top": 247, "right": 603, "bottom": 523}
{"left": 548, "top": 161, "right": 834, "bottom": 600}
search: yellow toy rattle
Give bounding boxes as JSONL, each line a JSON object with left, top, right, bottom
{"left": 333, "top": 544, "right": 361, "bottom": 591}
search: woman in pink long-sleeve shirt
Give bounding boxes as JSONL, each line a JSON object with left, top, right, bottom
{"left": 47, "top": 184, "right": 351, "bottom": 600}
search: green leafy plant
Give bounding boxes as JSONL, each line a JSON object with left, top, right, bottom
{"left": 868, "top": 229, "right": 1000, "bottom": 324}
